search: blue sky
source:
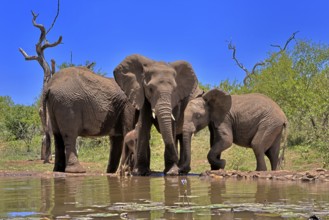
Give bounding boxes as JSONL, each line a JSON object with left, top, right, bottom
{"left": 1, "top": 1, "right": 328, "bottom": 105}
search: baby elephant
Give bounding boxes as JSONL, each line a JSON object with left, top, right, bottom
{"left": 182, "top": 89, "right": 288, "bottom": 171}
{"left": 118, "top": 129, "right": 137, "bottom": 174}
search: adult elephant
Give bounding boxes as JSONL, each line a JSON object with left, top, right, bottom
{"left": 182, "top": 89, "right": 288, "bottom": 171}
{"left": 114, "top": 54, "right": 202, "bottom": 175}
{"left": 42, "top": 66, "right": 136, "bottom": 173}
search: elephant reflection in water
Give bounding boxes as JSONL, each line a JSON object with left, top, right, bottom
{"left": 40, "top": 176, "right": 99, "bottom": 218}
{"left": 107, "top": 176, "right": 152, "bottom": 219}
{"left": 206, "top": 179, "right": 289, "bottom": 220}
{"left": 39, "top": 178, "right": 52, "bottom": 215}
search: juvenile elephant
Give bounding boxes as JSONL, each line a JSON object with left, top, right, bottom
{"left": 182, "top": 89, "right": 288, "bottom": 171}
{"left": 119, "top": 128, "right": 137, "bottom": 174}
{"left": 114, "top": 54, "right": 202, "bottom": 175}
{"left": 42, "top": 66, "right": 136, "bottom": 173}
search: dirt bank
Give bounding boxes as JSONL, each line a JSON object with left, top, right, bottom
{"left": 200, "top": 168, "right": 329, "bottom": 182}
{"left": 1, "top": 168, "right": 329, "bottom": 182}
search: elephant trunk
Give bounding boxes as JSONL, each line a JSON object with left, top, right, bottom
{"left": 155, "top": 93, "right": 175, "bottom": 146}
{"left": 155, "top": 93, "right": 178, "bottom": 169}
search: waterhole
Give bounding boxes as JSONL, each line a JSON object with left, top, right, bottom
{"left": 0, "top": 175, "right": 328, "bottom": 219}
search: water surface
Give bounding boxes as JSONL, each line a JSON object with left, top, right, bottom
{"left": 0, "top": 175, "right": 328, "bottom": 219}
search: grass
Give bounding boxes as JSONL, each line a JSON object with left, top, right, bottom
{"left": 0, "top": 127, "right": 325, "bottom": 173}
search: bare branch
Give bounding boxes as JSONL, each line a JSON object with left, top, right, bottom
{"left": 18, "top": 48, "right": 38, "bottom": 61}
{"left": 271, "top": 31, "right": 299, "bottom": 52}
{"left": 228, "top": 41, "right": 250, "bottom": 75}
{"left": 228, "top": 31, "right": 299, "bottom": 85}
{"left": 51, "top": 59, "right": 56, "bottom": 75}
{"left": 270, "top": 44, "right": 282, "bottom": 51}
{"left": 86, "top": 62, "right": 96, "bottom": 69}
{"left": 47, "top": 0, "right": 60, "bottom": 35}
{"left": 41, "top": 36, "right": 62, "bottom": 50}
{"left": 283, "top": 31, "right": 299, "bottom": 51}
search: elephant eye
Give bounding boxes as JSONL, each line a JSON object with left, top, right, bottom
{"left": 195, "top": 113, "right": 201, "bottom": 119}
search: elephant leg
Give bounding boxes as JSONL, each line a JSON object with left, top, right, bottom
{"left": 64, "top": 135, "right": 86, "bottom": 173}
{"left": 179, "top": 132, "right": 192, "bottom": 174}
{"left": 107, "top": 135, "right": 124, "bottom": 173}
{"left": 53, "top": 133, "right": 65, "bottom": 172}
{"left": 41, "top": 135, "right": 46, "bottom": 160}
{"left": 118, "top": 143, "right": 128, "bottom": 173}
{"left": 176, "top": 134, "right": 184, "bottom": 167}
{"left": 133, "top": 106, "right": 152, "bottom": 176}
{"left": 265, "top": 132, "right": 282, "bottom": 170}
{"left": 43, "top": 132, "right": 52, "bottom": 163}
{"left": 207, "top": 127, "right": 232, "bottom": 170}
{"left": 252, "top": 126, "right": 281, "bottom": 171}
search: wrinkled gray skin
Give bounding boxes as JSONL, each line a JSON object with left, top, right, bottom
{"left": 114, "top": 54, "right": 201, "bottom": 175}
{"left": 42, "top": 66, "right": 136, "bottom": 173}
{"left": 183, "top": 89, "right": 288, "bottom": 171}
{"left": 119, "top": 128, "right": 137, "bottom": 173}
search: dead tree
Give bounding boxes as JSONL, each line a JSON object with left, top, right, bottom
{"left": 228, "top": 31, "right": 299, "bottom": 85}
{"left": 19, "top": 5, "right": 62, "bottom": 163}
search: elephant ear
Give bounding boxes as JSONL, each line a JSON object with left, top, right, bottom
{"left": 114, "top": 54, "right": 154, "bottom": 110}
{"left": 203, "top": 89, "right": 232, "bottom": 125}
{"left": 170, "top": 61, "right": 198, "bottom": 107}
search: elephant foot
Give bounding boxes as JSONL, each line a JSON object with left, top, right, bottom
{"left": 106, "top": 166, "right": 117, "bottom": 173}
{"left": 53, "top": 163, "right": 65, "bottom": 172}
{"left": 210, "top": 159, "right": 226, "bottom": 170}
{"left": 65, "top": 163, "right": 86, "bottom": 173}
{"left": 178, "top": 165, "right": 191, "bottom": 175}
{"left": 165, "top": 164, "right": 180, "bottom": 176}
{"left": 132, "top": 167, "right": 151, "bottom": 176}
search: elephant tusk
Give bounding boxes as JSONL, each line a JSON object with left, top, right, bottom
{"left": 152, "top": 109, "right": 156, "bottom": 119}
{"left": 171, "top": 114, "right": 175, "bottom": 121}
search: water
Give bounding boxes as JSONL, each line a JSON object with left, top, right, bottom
{"left": 0, "top": 175, "right": 329, "bottom": 219}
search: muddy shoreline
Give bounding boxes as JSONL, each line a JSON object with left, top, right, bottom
{"left": 1, "top": 168, "right": 329, "bottom": 182}
{"left": 200, "top": 168, "right": 329, "bottom": 182}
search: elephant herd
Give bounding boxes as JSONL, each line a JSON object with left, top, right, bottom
{"left": 42, "top": 54, "right": 288, "bottom": 176}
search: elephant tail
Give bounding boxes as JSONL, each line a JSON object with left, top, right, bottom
{"left": 40, "top": 88, "right": 50, "bottom": 135}
{"left": 278, "top": 120, "right": 289, "bottom": 169}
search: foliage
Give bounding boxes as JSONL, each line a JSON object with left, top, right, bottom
{"left": 0, "top": 96, "right": 14, "bottom": 138}
{"left": 216, "top": 79, "right": 244, "bottom": 95}
{"left": 3, "top": 102, "right": 40, "bottom": 152}
{"left": 198, "top": 82, "right": 211, "bottom": 92}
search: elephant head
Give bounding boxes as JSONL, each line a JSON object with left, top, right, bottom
{"left": 182, "top": 89, "right": 231, "bottom": 169}
{"left": 183, "top": 89, "right": 232, "bottom": 134}
{"left": 114, "top": 54, "right": 198, "bottom": 175}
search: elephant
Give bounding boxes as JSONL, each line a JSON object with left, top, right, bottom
{"left": 114, "top": 54, "right": 202, "bottom": 175}
{"left": 42, "top": 66, "right": 137, "bottom": 173}
{"left": 118, "top": 128, "right": 137, "bottom": 174}
{"left": 182, "top": 89, "right": 288, "bottom": 171}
